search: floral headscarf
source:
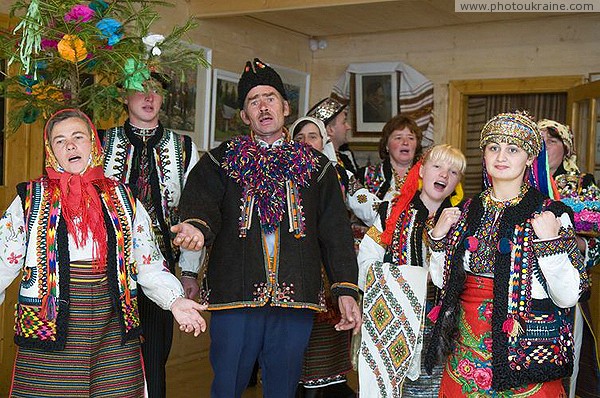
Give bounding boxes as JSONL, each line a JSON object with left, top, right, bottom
{"left": 537, "top": 119, "right": 579, "bottom": 174}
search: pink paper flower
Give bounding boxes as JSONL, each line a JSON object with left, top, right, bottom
{"left": 41, "top": 38, "right": 58, "bottom": 50}
{"left": 64, "top": 5, "right": 94, "bottom": 23}
{"left": 473, "top": 367, "right": 493, "bottom": 390}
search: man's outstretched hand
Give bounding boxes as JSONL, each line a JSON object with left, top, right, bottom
{"left": 171, "top": 223, "right": 205, "bottom": 251}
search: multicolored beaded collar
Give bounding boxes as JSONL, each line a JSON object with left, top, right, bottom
{"left": 222, "top": 134, "right": 317, "bottom": 237}
{"left": 482, "top": 183, "right": 529, "bottom": 211}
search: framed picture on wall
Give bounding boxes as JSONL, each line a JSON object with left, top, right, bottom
{"left": 159, "top": 45, "right": 212, "bottom": 151}
{"left": 353, "top": 72, "right": 399, "bottom": 135}
{"left": 271, "top": 64, "right": 310, "bottom": 127}
{"left": 210, "top": 69, "right": 247, "bottom": 148}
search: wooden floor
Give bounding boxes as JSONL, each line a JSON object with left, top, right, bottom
{"left": 165, "top": 314, "right": 357, "bottom": 397}
{"left": 167, "top": 353, "right": 358, "bottom": 397}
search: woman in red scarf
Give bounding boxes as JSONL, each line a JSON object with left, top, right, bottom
{"left": 2, "top": 109, "right": 207, "bottom": 397}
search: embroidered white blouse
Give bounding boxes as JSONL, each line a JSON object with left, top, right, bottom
{"left": 0, "top": 197, "right": 185, "bottom": 310}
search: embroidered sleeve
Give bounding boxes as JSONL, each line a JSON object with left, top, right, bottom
{"left": 133, "top": 200, "right": 184, "bottom": 310}
{"left": 532, "top": 213, "right": 585, "bottom": 308}
{"left": 0, "top": 197, "right": 27, "bottom": 305}
{"left": 357, "top": 219, "right": 385, "bottom": 290}
{"left": 346, "top": 170, "right": 382, "bottom": 227}
{"left": 427, "top": 230, "right": 446, "bottom": 252}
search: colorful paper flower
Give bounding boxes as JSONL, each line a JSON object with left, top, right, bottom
{"left": 57, "top": 34, "right": 88, "bottom": 62}
{"left": 18, "top": 74, "right": 38, "bottom": 94}
{"left": 64, "top": 4, "right": 94, "bottom": 23}
{"left": 142, "top": 34, "right": 165, "bottom": 56}
{"left": 31, "top": 83, "right": 64, "bottom": 102}
{"left": 123, "top": 58, "right": 150, "bottom": 92}
{"left": 22, "top": 106, "right": 40, "bottom": 124}
{"left": 41, "top": 38, "right": 58, "bottom": 51}
{"left": 89, "top": 0, "right": 109, "bottom": 15}
{"left": 96, "top": 18, "right": 123, "bottom": 46}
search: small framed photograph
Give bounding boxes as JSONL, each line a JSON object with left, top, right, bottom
{"left": 210, "top": 69, "right": 246, "bottom": 148}
{"left": 353, "top": 72, "right": 399, "bottom": 135}
{"left": 159, "top": 45, "right": 212, "bottom": 151}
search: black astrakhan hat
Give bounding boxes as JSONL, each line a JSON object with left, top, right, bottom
{"left": 306, "top": 96, "right": 347, "bottom": 126}
{"left": 237, "top": 58, "right": 287, "bottom": 109}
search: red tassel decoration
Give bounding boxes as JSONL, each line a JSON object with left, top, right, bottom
{"left": 427, "top": 305, "right": 441, "bottom": 323}
{"left": 381, "top": 160, "right": 422, "bottom": 246}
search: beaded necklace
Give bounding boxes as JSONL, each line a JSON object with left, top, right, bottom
{"left": 130, "top": 123, "right": 159, "bottom": 140}
{"left": 468, "top": 184, "right": 529, "bottom": 274}
{"left": 392, "top": 166, "right": 408, "bottom": 193}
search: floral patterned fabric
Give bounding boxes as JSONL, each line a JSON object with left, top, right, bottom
{"left": 441, "top": 274, "right": 566, "bottom": 397}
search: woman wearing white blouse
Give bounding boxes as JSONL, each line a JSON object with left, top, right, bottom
{"left": 3, "top": 109, "right": 207, "bottom": 397}
{"left": 424, "top": 111, "right": 588, "bottom": 397}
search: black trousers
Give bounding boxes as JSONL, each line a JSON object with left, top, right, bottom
{"left": 138, "top": 286, "right": 174, "bottom": 398}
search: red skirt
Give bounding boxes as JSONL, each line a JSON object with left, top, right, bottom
{"left": 439, "top": 274, "right": 566, "bottom": 398}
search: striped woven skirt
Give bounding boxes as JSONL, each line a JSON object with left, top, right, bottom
{"left": 439, "top": 274, "right": 566, "bottom": 397}
{"left": 300, "top": 316, "right": 353, "bottom": 387}
{"left": 10, "top": 262, "right": 145, "bottom": 397}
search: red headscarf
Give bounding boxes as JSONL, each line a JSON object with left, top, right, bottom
{"left": 43, "top": 109, "right": 115, "bottom": 270}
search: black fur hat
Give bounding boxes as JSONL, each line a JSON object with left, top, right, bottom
{"left": 237, "top": 58, "right": 287, "bottom": 109}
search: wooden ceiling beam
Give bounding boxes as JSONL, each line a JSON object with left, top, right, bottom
{"left": 188, "top": 0, "right": 398, "bottom": 18}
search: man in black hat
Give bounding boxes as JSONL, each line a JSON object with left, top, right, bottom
{"left": 307, "top": 96, "right": 360, "bottom": 174}
{"left": 172, "top": 58, "right": 361, "bottom": 397}
{"left": 102, "top": 73, "right": 203, "bottom": 398}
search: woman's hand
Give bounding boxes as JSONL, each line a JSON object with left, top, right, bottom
{"left": 430, "top": 207, "right": 461, "bottom": 239}
{"left": 170, "top": 297, "right": 208, "bottom": 337}
{"left": 531, "top": 211, "right": 561, "bottom": 240}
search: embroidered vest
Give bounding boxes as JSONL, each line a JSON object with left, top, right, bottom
{"left": 102, "top": 124, "right": 193, "bottom": 266}
{"left": 14, "top": 179, "right": 141, "bottom": 351}
{"left": 426, "top": 188, "right": 587, "bottom": 390}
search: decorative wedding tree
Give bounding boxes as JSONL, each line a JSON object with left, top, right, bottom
{"left": 0, "top": 0, "right": 208, "bottom": 131}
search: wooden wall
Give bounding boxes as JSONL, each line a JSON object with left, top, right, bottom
{"left": 1, "top": 0, "right": 600, "bottom": 392}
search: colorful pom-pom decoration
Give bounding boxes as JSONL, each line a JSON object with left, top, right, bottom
{"left": 497, "top": 237, "right": 513, "bottom": 254}
{"left": 464, "top": 236, "right": 479, "bottom": 252}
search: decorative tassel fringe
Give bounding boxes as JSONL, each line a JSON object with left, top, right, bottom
{"left": 41, "top": 295, "right": 57, "bottom": 321}
{"left": 502, "top": 317, "right": 524, "bottom": 337}
{"left": 427, "top": 305, "right": 441, "bottom": 323}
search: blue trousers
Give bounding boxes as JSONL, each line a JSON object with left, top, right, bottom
{"left": 209, "top": 306, "right": 314, "bottom": 398}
